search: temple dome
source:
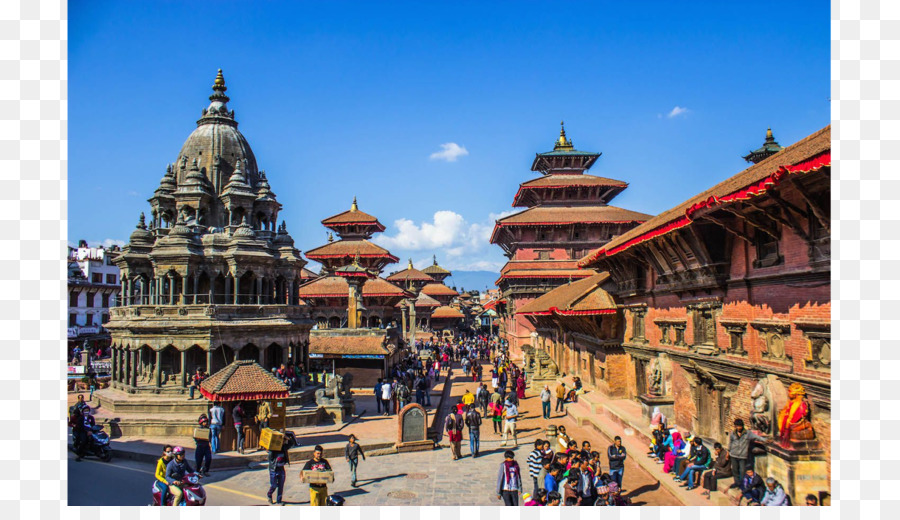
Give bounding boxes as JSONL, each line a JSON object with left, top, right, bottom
{"left": 174, "top": 69, "right": 260, "bottom": 192}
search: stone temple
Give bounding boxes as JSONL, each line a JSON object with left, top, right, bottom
{"left": 105, "top": 70, "right": 314, "bottom": 393}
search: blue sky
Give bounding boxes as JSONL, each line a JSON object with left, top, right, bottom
{"left": 69, "top": 1, "right": 829, "bottom": 284}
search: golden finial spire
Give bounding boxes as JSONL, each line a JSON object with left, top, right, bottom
{"left": 327, "top": 232, "right": 334, "bottom": 243}
{"left": 408, "top": 258, "right": 413, "bottom": 270}
{"left": 351, "top": 196, "right": 358, "bottom": 212}
{"left": 352, "top": 251, "right": 361, "bottom": 267}
{"left": 554, "top": 120, "right": 573, "bottom": 150}
{"left": 214, "top": 69, "right": 226, "bottom": 89}
{"left": 433, "top": 255, "right": 438, "bottom": 265}
{"left": 766, "top": 127, "right": 774, "bottom": 140}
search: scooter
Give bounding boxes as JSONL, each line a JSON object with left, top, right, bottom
{"left": 151, "top": 473, "right": 206, "bottom": 506}
{"left": 73, "top": 424, "right": 112, "bottom": 462}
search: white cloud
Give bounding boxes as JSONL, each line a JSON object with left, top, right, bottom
{"left": 101, "top": 238, "right": 126, "bottom": 248}
{"left": 429, "top": 142, "right": 469, "bottom": 162}
{"left": 374, "top": 210, "right": 516, "bottom": 272}
{"left": 667, "top": 106, "right": 689, "bottom": 118}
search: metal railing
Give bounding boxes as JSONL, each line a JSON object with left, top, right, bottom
{"left": 115, "top": 293, "right": 292, "bottom": 307}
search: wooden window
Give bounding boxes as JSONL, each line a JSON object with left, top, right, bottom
{"left": 754, "top": 232, "right": 782, "bottom": 268}
{"left": 631, "top": 309, "right": 646, "bottom": 341}
{"left": 69, "top": 292, "right": 79, "bottom": 308}
{"left": 106, "top": 273, "right": 117, "bottom": 285}
{"left": 92, "top": 272, "right": 102, "bottom": 283}
{"left": 68, "top": 313, "right": 77, "bottom": 327}
{"left": 693, "top": 309, "right": 717, "bottom": 346}
{"left": 537, "top": 250, "right": 550, "bottom": 260}
{"left": 101, "top": 293, "right": 109, "bottom": 308}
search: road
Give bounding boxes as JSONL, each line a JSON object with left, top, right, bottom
{"left": 67, "top": 451, "right": 265, "bottom": 506}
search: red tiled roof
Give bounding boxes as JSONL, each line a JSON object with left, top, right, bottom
{"left": 199, "top": 360, "right": 289, "bottom": 401}
{"left": 513, "top": 174, "right": 628, "bottom": 206}
{"left": 515, "top": 272, "right": 616, "bottom": 316}
{"left": 579, "top": 126, "right": 831, "bottom": 267}
{"left": 300, "top": 268, "right": 319, "bottom": 280}
{"left": 431, "top": 306, "right": 465, "bottom": 319}
{"left": 305, "top": 240, "right": 399, "bottom": 262}
{"left": 386, "top": 267, "right": 435, "bottom": 283}
{"left": 420, "top": 283, "right": 459, "bottom": 297}
{"left": 297, "top": 276, "right": 411, "bottom": 299}
{"left": 309, "top": 335, "right": 390, "bottom": 356}
{"left": 490, "top": 205, "right": 652, "bottom": 243}
{"left": 321, "top": 209, "right": 386, "bottom": 231}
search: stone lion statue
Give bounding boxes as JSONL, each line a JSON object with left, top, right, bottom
{"left": 315, "top": 373, "right": 354, "bottom": 405}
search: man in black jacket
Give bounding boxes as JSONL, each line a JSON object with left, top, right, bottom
{"left": 739, "top": 467, "right": 765, "bottom": 505}
{"left": 607, "top": 436, "right": 627, "bottom": 488}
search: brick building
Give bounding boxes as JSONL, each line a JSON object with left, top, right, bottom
{"left": 570, "top": 125, "right": 831, "bottom": 504}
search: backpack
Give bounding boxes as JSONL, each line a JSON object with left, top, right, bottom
{"left": 398, "top": 385, "right": 410, "bottom": 400}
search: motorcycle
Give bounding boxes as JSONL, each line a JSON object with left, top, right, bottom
{"left": 151, "top": 473, "right": 206, "bottom": 506}
{"left": 72, "top": 424, "right": 112, "bottom": 462}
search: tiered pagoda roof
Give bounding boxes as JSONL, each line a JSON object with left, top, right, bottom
{"left": 297, "top": 275, "right": 411, "bottom": 300}
{"left": 386, "top": 259, "right": 435, "bottom": 287}
{"left": 422, "top": 255, "right": 452, "bottom": 282}
{"left": 321, "top": 197, "right": 386, "bottom": 238}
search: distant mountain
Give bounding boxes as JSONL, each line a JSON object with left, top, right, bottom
{"left": 442, "top": 271, "right": 499, "bottom": 295}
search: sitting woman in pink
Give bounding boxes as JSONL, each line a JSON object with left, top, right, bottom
{"left": 663, "top": 431, "right": 686, "bottom": 474}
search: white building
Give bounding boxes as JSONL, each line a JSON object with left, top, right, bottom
{"left": 68, "top": 240, "right": 120, "bottom": 332}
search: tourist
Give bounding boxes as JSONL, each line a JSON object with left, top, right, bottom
{"left": 563, "top": 473, "right": 581, "bottom": 505}
{"left": 540, "top": 385, "right": 552, "bottom": 419}
{"left": 649, "top": 422, "right": 668, "bottom": 460}
{"left": 194, "top": 415, "right": 212, "bottom": 476}
{"left": 257, "top": 399, "right": 272, "bottom": 430}
{"left": 555, "top": 381, "right": 567, "bottom": 414}
{"left": 374, "top": 379, "right": 383, "bottom": 415}
{"left": 209, "top": 401, "right": 224, "bottom": 454}
{"left": 154, "top": 445, "right": 174, "bottom": 505}
{"left": 607, "top": 482, "right": 631, "bottom": 506}
{"left": 232, "top": 402, "right": 245, "bottom": 454}
{"left": 537, "top": 455, "right": 552, "bottom": 493}
{"left": 464, "top": 404, "right": 482, "bottom": 458}
{"left": 701, "top": 442, "right": 732, "bottom": 499}
{"left": 739, "top": 467, "right": 765, "bottom": 505}
{"left": 556, "top": 425, "right": 572, "bottom": 452}
{"left": 394, "top": 378, "right": 410, "bottom": 411}
{"left": 501, "top": 398, "right": 518, "bottom": 447}
{"left": 545, "top": 463, "right": 562, "bottom": 497}
{"left": 760, "top": 477, "right": 789, "bottom": 506}
{"left": 345, "top": 434, "right": 366, "bottom": 487}
{"left": 489, "top": 397, "right": 503, "bottom": 435}
{"left": 461, "top": 388, "right": 475, "bottom": 408}
{"left": 805, "top": 494, "right": 818, "bottom": 506}
{"left": 675, "top": 436, "right": 710, "bottom": 490}
{"left": 496, "top": 450, "right": 523, "bottom": 506}
{"left": 607, "top": 436, "right": 626, "bottom": 488}
{"left": 578, "top": 459, "right": 595, "bottom": 505}
{"left": 663, "top": 430, "right": 686, "bottom": 473}
{"left": 728, "top": 418, "right": 768, "bottom": 490}
{"left": 491, "top": 368, "right": 499, "bottom": 391}
{"left": 443, "top": 408, "right": 463, "bottom": 460}
{"left": 266, "top": 437, "right": 290, "bottom": 505}
{"left": 380, "top": 379, "right": 392, "bottom": 416}
{"left": 477, "top": 383, "right": 490, "bottom": 417}
{"left": 516, "top": 375, "right": 526, "bottom": 400}
{"left": 189, "top": 368, "right": 204, "bottom": 400}
{"left": 527, "top": 489, "right": 547, "bottom": 506}
{"left": 301, "top": 445, "right": 332, "bottom": 506}
{"left": 527, "top": 439, "right": 545, "bottom": 495}
{"left": 424, "top": 371, "right": 433, "bottom": 406}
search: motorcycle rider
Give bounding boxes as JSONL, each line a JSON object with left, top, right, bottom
{"left": 72, "top": 406, "right": 95, "bottom": 462}
{"left": 154, "top": 445, "right": 174, "bottom": 505}
{"left": 165, "top": 446, "right": 196, "bottom": 506}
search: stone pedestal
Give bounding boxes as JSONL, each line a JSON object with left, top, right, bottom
{"left": 321, "top": 400, "right": 355, "bottom": 423}
{"left": 638, "top": 394, "right": 675, "bottom": 424}
{"left": 530, "top": 376, "right": 557, "bottom": 392}
{"left": 757, "top": 443, "right": 828, "bottom": 505}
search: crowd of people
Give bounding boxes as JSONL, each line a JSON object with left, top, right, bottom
{"left": 646, "top": 414, "right": 795, "bottom": 505}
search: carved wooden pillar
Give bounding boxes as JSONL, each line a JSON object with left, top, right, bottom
{"left": 233, "top": 275, "right": 240, "bottom": 305}
{"left": 155, "top": 349, "right": 162, "bottom": 388}
{"left": 168, "top": 274, "right": 175, "bottom": 305}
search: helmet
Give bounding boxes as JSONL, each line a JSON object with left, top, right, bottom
{"left": 172, "top": 446, "right": 185, "bottom": 456}
{"left": 326, "top": 494, "right": 345, "bottom": 506}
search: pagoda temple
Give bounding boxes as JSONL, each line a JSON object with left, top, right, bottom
{"left": 491, "top": 123, "right": 652, "bottom": 353}
{"left": 104, "top": 70, "right": 314, "bottom": 393}
{"left": 298, "top": 199, "right": 409, "bottom": 386}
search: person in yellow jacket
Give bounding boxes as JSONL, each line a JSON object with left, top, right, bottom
{"left": 154, "top": 445, "right": 174, "bottom": 505}
{"left": 461, "top": 389, "right": 476, "bottom": 407}
{"left": 555, "top": 382, "right": 567, "bottom": 414}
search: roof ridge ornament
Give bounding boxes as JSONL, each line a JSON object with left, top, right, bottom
{"left": 210, "top": 69, "right": 229, "bottom": 103}
{"left": 137, "top": 212, "right": 147, "bottom": 230}
{"left": 408, "top": 258, "right": 413, "bottom": 269}
{"left": 351, "top": 196, "right": 358, "bottom": 212}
